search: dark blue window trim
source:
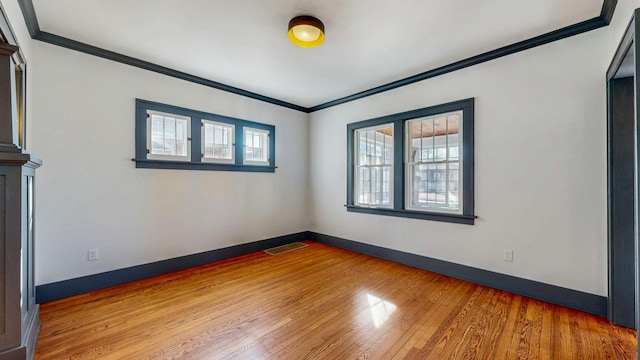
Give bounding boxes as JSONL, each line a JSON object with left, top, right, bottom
{"left": 134, "top": 99, "right": 276, "bottom": 172}
{"left": 346, "top": 98, "right": 475, "bottom": 225}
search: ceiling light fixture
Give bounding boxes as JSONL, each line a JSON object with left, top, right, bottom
{"left": 288, "top": 15, "right": 325, "bottom": 48}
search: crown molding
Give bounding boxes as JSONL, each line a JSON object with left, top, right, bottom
{"left": 309, "top": 0, "right": 618, "bottom": 112}
{"left": 18, "top": 0, "right": 617, "bottom": 113}
{"left": 16, "top": 0, "right": 308, "bottom": 113}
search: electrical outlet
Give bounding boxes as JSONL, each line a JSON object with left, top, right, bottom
{"left": 503, "top": 249, "right": 513, "bottom": 262}
{"left": 310, "top": 218, "right": 316, "bottom": 226}
{"left": 87, "top": 248, "right": 99, "bottom": 261}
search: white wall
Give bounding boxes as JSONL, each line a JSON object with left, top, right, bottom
{"left": 309, "top": 1, "right": 640, "bottom": 296}
{"left": 26, "top": 41, "right": 309, "bottom": 285}
{"left": 3, "top": 0, "right": 638, "bottom": 295}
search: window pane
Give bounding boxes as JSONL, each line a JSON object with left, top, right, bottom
{"left": 447, "top": 115, "right": 460, "bottom": 161}
{"left": 204, "top": 124, "right": 214, "bottom": 157}
{"left": 406, "top": 111, "right": 462, "bottom": 213}
{"left": 175, "top": 121, "right": 187, "bottom": 156}
{"left": 164, "top": 118, "right": 176, "bottom": 155}
{"left": 244, "top": 128, "right": 269, "bottom": 164}
{"left": 358, "top": 167, "right": 370, "bottom": 204}
{"left": 203, "top": 121, "right": 234, "bottom": 161}
{"left": 409, "top": 163, "right": 458, "bottom": 210}
{"left": 449, "top": 145, "right": 459, "bottom": 161}
{"left": 151, "top": 115, "right": 165, "bottom": 154}
{"left": 359, "top": 141, "right": 367, "bottom": 165}
{"left": 433, "top": 117, "right": 447, "bottom": 161}
{"left": 448, "top": 163, "right": 459, "bottom": 207}
{"left": 381, "top": 127, "right": 393, "bottom": 165}
{"left": 149, "top": 113, "right": 188, "bottom": 157}
{"left": 354, "top": 124, "right": 393, "bottom": 207}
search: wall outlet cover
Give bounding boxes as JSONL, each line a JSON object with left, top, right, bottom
{"left": 87, "top": 248, "right": 99, "bottom": 261}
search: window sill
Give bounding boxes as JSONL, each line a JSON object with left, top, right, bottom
{"left": 345, "top": 205, "right": 476, "bottom": 225}
{"left": 133, "top": 159, "right": 276, "bottom": 173}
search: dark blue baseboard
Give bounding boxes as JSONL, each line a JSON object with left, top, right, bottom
{"left": 308, "top": 232, "right": 607, "bottom": 317}
{"left": 37, "top": 230, "right": 608, "bottom": 318}
{"left": 35, "top": 232, "right": 308, "bottom": 303}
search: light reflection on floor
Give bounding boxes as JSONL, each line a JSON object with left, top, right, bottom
{"left": 366, "top": 293, "right": 397, "bottom": 328}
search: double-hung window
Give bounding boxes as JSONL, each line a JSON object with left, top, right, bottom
{"left": 354, "top": 124, "right": 394, "bottom": 207}
{"left": 347, "top": 98, "right": 475, "bottom": 224}
{"left": 406, "top": 112, "right": 462, "bottom": 213}
{"left": 134, "top": 99, "right": 275, "bottom": 172}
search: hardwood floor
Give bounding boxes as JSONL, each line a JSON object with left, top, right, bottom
{"left": 34, "top": 241, "right": 637, "bottom": 359}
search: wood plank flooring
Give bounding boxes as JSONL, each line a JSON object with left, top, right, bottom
{"left": 34, "top": 241, "right": 637, "bottom": 359}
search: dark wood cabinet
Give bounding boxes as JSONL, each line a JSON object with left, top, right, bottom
{"left": 0, "top": 41, "right": 40, "bottom": 358}
{"left": 0, "top": 152, "right": 40, "bottom": 359}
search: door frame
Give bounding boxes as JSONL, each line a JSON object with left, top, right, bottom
{"left": 606, "top": 8, "right": 640, "bottom": 353}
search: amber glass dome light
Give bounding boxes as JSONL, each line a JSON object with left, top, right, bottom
{"left": 288, "top": 15, "right": 325, "bottom": 48}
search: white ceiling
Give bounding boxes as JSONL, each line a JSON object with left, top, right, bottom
{"left": 32, "top": 0, "right": 604, "bottom": 108}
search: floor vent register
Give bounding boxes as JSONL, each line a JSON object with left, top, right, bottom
{"left": 264, "top": 242, "right": 309, "bottom": 256}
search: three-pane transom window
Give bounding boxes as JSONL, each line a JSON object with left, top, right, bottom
{"left": 135, "top": 99, "right": 275, "bottom": 172}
